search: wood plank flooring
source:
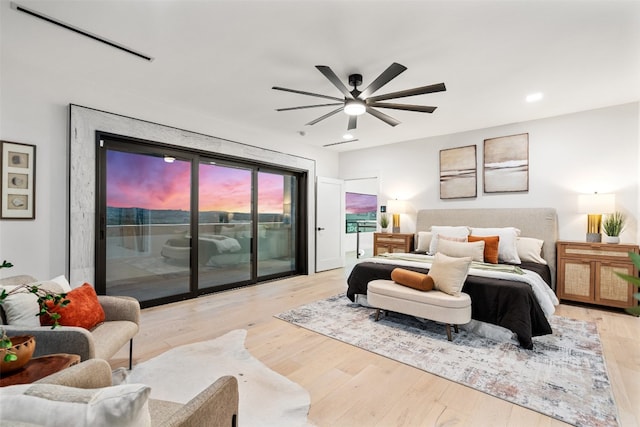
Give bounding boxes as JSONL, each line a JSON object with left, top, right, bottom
{"left": 109, "top": 268, "right": 640, "bottom": 427}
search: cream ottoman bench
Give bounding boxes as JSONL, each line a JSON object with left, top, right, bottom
{"left": 367, "top": 279, "right": 472, "bottom": 341}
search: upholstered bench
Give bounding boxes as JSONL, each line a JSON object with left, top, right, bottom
{"left": 367, "top": 279, "right": 472, "bottom": 341}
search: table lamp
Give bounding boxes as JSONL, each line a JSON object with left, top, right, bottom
{"left": 386, "top": 199, "right": 407, "bottom": 233}
{"left": 578, "top": 193, "right": 615, "bottom": 242}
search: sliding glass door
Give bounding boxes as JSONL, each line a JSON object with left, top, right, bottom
{"left": 96, "top": 134, "right": 305, "bottom": 307}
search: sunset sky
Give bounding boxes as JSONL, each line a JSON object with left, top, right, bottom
{"left": 345, "top": 192, "right": 377, "bottom": 214}
{"left": 107, "top": 151, "right": 284, "bottom": 213}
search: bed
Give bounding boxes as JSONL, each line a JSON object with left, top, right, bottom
{"left": 347, "top": 208, "right": 559, "bottom": 349}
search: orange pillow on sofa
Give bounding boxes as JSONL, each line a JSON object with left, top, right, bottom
{"left": 468, "top": 235, "right": 500, "bottom": 264}
{"left": 40, "top": 283, "right": 105, "bottom": 330}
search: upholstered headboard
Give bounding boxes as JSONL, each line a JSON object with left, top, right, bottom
{"left": 415, "top": 208, "right": 558, "bottom": 288}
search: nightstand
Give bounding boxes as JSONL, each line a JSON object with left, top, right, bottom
{"left": 373, "top": 232, "right": 414, "bottom": 256}
{"left": 556, "top": 241, "right": 639, "bottom": 309}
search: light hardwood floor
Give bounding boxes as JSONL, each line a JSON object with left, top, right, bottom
{"left": 110, "top": 268, "right": 640, "bottom": 427}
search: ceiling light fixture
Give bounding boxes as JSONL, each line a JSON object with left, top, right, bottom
{"left": 526, "top": 92, "right": 543, "bottom": 103}
{"left": 164, "top": 156, "right": 176, "bottom": 163}
{"left": 343, "top": 99, "right": 366, "bottom": 116}
{"left": 343, "top": 133, "right": 353, "bottom": 140}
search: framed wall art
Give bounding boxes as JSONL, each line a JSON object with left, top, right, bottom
{"left": 439, "top": 145, "right": 477, "bottom": 199}
{"left": 1, "top": 141, "right": 36, "bottom": 219}
{"left": 483, "top": 133, "right": 529, "bottom": 193}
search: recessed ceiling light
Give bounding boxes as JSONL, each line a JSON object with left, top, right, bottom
{"left": 526, "top": 92, "right": 543, "bottom": 103}
{"left": 343, "top": 133, "right": 354, "bottom": 140}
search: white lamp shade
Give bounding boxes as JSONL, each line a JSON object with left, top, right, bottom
{"left": 386, "top": 199, "right": 407, "bottom": 214}
{"left": 578, "top": 193, "right": 615, "bottom": 214}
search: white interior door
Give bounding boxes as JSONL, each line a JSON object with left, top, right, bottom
{"left": 316, "top": 177, "right": 345, "bottom": 272}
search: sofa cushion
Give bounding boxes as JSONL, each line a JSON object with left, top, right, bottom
{"left": 1, "top": 280, "right": 65, "bottom": 327}
{"left": 0, "top": 382, "right": 151, "bottom": 427}
{"left": 41, "top": 283, "right": 105, "bottom": 330}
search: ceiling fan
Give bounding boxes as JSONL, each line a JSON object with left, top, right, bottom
{"left": 273, "top": 62, "right": 446, "bottom": 131}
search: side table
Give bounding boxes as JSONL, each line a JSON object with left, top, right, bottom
{"left": 0, "top": 353, "right": 81, "bottom": 387}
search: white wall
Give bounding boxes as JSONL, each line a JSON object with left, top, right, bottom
{"left": 339, "top": 103, "right": 640, "bottom": 244}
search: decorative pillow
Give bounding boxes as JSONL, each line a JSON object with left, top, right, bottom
{"left": 391, "top": 268, "right": 434, "bottom": 291}
{"left": 435, "top": 239, "right": 485, "bottom": 262}
{"left": 428, "top": 252, "right": 472, "bottom": 296}
{"left": 40, "top": 283, "right": 105, "bottom": 330}
{"left": 415, "top": 231, "right": 432, "bottom": 252}
{"left": 469, "top": 227, "right": 521, "bottom": 264}
{"left": 428, "top": 226, "right": 470, "bottom": 254}
{"left": 49, "top": 275, "right": 73, "bottom": 292}
{"left": 1, "top": 281, "right": 65, "bottom": 327}
{"left": 0, "top": 383, "right": 151, "bottom": 427}
{"left": 516, "top": 237, "right": 547, "bottom": 265}
{"left": 467, "top": 235, "right": 500, "bottom": 264}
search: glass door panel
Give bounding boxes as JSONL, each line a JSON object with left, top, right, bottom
{"left": 257, "top": 171, "right": 297, "bottom": 277}
{"left": 105, "top": 150, "right": 191, "bottom": 302}
{"left": 198, "top": 162, "right": 252, "bottom": 290}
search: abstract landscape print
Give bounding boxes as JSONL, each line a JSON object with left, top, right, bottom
{"left": 440, "top": 144, "right": 477, "bottom": 199}
{"left": 483, "top": 133, "right": 529, "bottom": 193}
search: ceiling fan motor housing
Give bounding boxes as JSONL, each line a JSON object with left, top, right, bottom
{"left": 348, "top": 73, "right": 363, "bottom": 89}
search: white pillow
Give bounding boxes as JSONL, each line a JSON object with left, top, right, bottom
{"left": 470, "top": 227, "right": 521, "bottom": 264}
{"left": 436, "top": 239, "right": 485, "bottom": 262}
{"left": 49, "top": 275, "right": 73, "bottom": 292}
{"left": 428, "top": 226, "right": 470, "bottom": 254}
{"left": 516, "top": 237, "right": 547, "bottom": 265}
{"left": 415, "top": 231, "right": 432, "bottom": 252}
{"left": 1, "top": 280, "right": 65, "bottom": 326}
{"left": 0, "top": 383, "right": 151, "bottom": 427}
{"left": 428, "top": 252, "right": 472, "bottom": 296}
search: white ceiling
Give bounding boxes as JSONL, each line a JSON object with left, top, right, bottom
{"left": 3, "top": 0, "right": 640, "bottom": 152}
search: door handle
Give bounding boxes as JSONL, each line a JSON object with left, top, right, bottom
{"left": 317, "top": 227, "right": 325, "bottom": 231}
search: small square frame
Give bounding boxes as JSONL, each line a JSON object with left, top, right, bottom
{"left": 1, "top": 141, "right": 36, "bottom": 219}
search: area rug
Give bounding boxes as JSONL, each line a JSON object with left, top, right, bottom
{"left": 276, "top": 294, "right": 619, "bottom": 427}
{"left": 117, "top": 329, "right": 312, "bottom": 426}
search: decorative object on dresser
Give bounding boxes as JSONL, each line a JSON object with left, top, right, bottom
{"left": 601, "top": 211, "right": 625, "bottom": 244}
{"left": 386, "top": 199, "right": 408, "bottom": 233}
{"left": 577, "top": 192, "right": 615, "bottom": 243}
{"left": 373, "top": 232, "right": 414, "bottom": 256}
{"left": 378, "top": 212, "right": 389, "bottom": 232}
{"left": 557, "top": 241, "right": 640, "bottom": 309}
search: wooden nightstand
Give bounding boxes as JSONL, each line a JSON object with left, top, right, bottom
{"left": 373, "top": 232, "right": 414, "bottom": 256}
{"left": 556, "top": 241, "right": 639, "bottom": 309}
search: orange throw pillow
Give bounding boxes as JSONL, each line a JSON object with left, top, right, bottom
{"left": 40, "top": 283, "right": 105, "bottom": 330}
{"left": 391, "top": 268, "right": 434, "bottom": 291}
{"left": 468, "top": 235, "right": 500, "bottom": 264}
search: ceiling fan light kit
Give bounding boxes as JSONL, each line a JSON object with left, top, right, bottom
{"left": 273, "top": 62, "right": 446, "bottom": 131}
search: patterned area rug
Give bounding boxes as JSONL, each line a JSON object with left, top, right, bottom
{"left": 276, "top": 294, "right": 619, "bottom": 427}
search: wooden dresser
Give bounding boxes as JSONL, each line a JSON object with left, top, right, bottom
{"left": 556, "top": 241, "right": 639, "bottom": 309}
{"left": 373, "top": 232, "right": 414, "bottom": 256}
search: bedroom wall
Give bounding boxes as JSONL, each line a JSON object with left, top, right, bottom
{"left": 339, "top": 102, "right": 640, "bottom": 245}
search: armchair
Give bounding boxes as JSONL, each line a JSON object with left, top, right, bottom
{"left": 0, "top": 275, "right": 140, "bottom": 369}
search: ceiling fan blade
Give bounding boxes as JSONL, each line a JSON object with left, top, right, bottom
{"left": 277, "top": 103, "right": 343, "bottom": 112}
{"left": 358, "top": 62, "right": 407, "bottom": 100}
{"left": 315, "top": 66, "right": 354, "bottom": 99}
{"left": 306, "top": 107, "right": 343, "bottom": 126}
{"left": 366, "top": 107, "right": 400, "bottom": 127}
{"left": 368, "top": 102, "right": 437, "bottom": 113}
{"left": 367, "top": 82, "right": 447, "bottom": 102}
{"left": 272, "top": 86, "right": 343, "bottom": 102}
{"left": 347, "top": 115, "right": 358, "bottom": 130}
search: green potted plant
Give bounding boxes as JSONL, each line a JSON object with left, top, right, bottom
{"left": 379, "top": 213, "right": 389, "bottom": 232}
{"left": 602, "top": 211, "right": 625, "bottom": 244}
{"left": 615, "top": 252, "right": 640, "bottom": 316}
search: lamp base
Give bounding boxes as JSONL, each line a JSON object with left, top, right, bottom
{"left": 586, "top": 233, "right": 601, "bottom": 243}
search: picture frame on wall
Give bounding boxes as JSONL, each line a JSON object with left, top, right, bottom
{"left": 483, "top": 133, "right": 529, "bottom": 193}
{"left": 1, "top": 141, "right": 36, "bottom": 219}
{"left": 439, "top": 144, "right": 477, "bottom": 199}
